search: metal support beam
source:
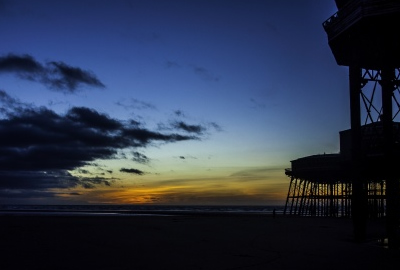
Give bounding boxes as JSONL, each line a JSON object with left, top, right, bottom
{"left": 381, "top": 68, "right": 400, "bottom": 249}
{"left": 349, "top": 65, "right": 367, "bottom": 242}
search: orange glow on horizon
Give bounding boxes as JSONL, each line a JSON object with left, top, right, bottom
{"left": 58, "top": 171, "right": 289, "bottom": 205}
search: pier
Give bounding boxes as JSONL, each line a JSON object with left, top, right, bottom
{"left": 284, "top": 0, "right": 400, "bottom": 248}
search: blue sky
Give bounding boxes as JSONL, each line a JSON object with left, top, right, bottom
{"left": 0, "top": 0, "right": 350, "bottom": 205}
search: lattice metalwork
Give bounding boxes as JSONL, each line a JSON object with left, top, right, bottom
{"left": 284, "top": 176, "right": 386, "bottom": 218}
{"left": 360, "top": 68, "right": 400, "bottom": 124}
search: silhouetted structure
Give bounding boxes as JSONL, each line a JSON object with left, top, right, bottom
{"left": 285, "top": 122, "right": 400, "bottom": 218}
{"left": 284, "top": 0, "right": 400, "bottom": 248}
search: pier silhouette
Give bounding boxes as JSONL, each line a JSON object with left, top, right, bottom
{"left": 284, "top": 0, "right": 400, "bottom": 249}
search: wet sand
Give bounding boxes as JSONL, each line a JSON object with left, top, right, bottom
{"left": 1, "top": 214, "right": 398, "bottom": 270}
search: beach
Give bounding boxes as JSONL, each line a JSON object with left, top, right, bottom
{"left": 1, "top": 214, "right": 398, "bottom": 270}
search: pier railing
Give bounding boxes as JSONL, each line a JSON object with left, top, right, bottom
{"left": 323, "top": 0, "right": 400, "bottom": 41}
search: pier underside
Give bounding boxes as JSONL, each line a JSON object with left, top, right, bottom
{"left": 284, "top": 153, "right": 389, "bottom": 218}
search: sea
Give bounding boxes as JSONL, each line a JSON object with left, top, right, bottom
{"left": 0, "top": 204, "right": 285, "bottom": 217}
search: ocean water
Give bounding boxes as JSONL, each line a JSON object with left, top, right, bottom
{"left": 0, "top": 204, "right": 284, "bottom": 216}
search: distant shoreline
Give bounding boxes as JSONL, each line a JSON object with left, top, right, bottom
{"left": 0, "top": 204, "right": 285, "bottom": 217}
{"left": 0, "top": 209, "right": 279, "bottom": 217}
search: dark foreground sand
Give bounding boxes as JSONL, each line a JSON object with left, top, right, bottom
{"left": 1, "top": 214, "right": 399, "bottom": 270}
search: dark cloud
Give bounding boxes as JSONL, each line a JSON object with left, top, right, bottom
{"left": 172, "top": 121, "right": 205, "bottom": 134}
{"left": 120, "top": 168, "right": 145, "bottom": 175}
{"left": 0, "top": 170, "right": 114, "bottom": 191}
{"left": 0, "top": 90, "right": 203, "bottom": 196}
{"left": 0, "top": 53, "right": 105, "bottom": 92}
{"left": 174, "top": 110, "right": 185, "bottom": 117}
{"left": 0, "top": 53, "right": 43, "bottom": 74}
{"left": 0, "top": 89, "right": 28, "bottom": 114}
{"left": 45, "top": 61, "right": 105, "bottom": 91}
{"left": 80, "top": 176, "right": 114, "bottom": 189}
{"left": 122, "top": 127, "right": 196, "bottom": 146}
{"left": 132, "top": 151, "right": 150, "bottom": 164}
{"left": 129, "top": 119, "right": 142, "bottom": 126}
{"left": 177, "top": 155, "right": 197, "bottom": 160}
{"left": 0, "top": 100, "right": 197, "bottom": 171}
{"left": 159, "top": 119, "right": 221, "bottom": 135}
{"left": 0, "top": 170, "right": 79, "bottom": 190}
{"left": 67, "top": 107, "right": 122, "bottom": 131}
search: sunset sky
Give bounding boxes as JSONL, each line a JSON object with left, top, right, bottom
{"left": 0, "top": 0, "right": 350, "bottom": 205}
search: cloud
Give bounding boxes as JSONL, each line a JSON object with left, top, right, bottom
{"left": 0, "top": 53, "right": 105, "bottom": 92}
{"left": 45, "top": 61, "right": 105, "bottom": 91}
{"left": 172, "top": 121, "right": 205, "bottom": 134}
{"left": 77, "top": 169, "right": 90, "bottom": 174}
{"left": 122, "top": 127, "right": 196, "bottom": 146}
{"left": 0, "top": 90, "right": 204, "bottom": 196}
{"left": 158, "top": 120, "right": 207, "bottom": 135}
{"left": 0, "top": 170, "right": 79, "bottom": 190}
{"left": 159, "top": 118, "right": 222, "bottom": 136}
{"left": 177, "top": 155, "right": 197, "bottom": 160}
{"left": 174, "top": 110, "right": 185, "bottom": 117}
{"left": 67, "top": 107, "right": 122, "bottom": 131}
{"left": 120, "top": 168, "right": 145, "bottom": 175}
{"left": 169, "top": 110, "right": 222, "bottom": 133}
{"left": 0, "top": 53, "right": 43, "bottom": 74}
{"left": 132, "top": 151, "right": 150, "bottom": 164}
{"left": 116, "top": 98, "right": 157, "bottom": 111}
{"left": 208, "top": 122, "right": 223, "bottom": 132}
{"left": 0, "top": 98, "right": 197, "bottom": 172}
{"left": 0, "top": 89, "right": 29, "bottom": 115}
{"left": 79, "top": 176, "right": 114, "bottom": 189}
{"left": 0, "top": 170, "right": 114, "bottom": 200}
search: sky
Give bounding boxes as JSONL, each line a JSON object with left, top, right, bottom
{"left": 0, "top": 0, "right": 350, "bottom": 205}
